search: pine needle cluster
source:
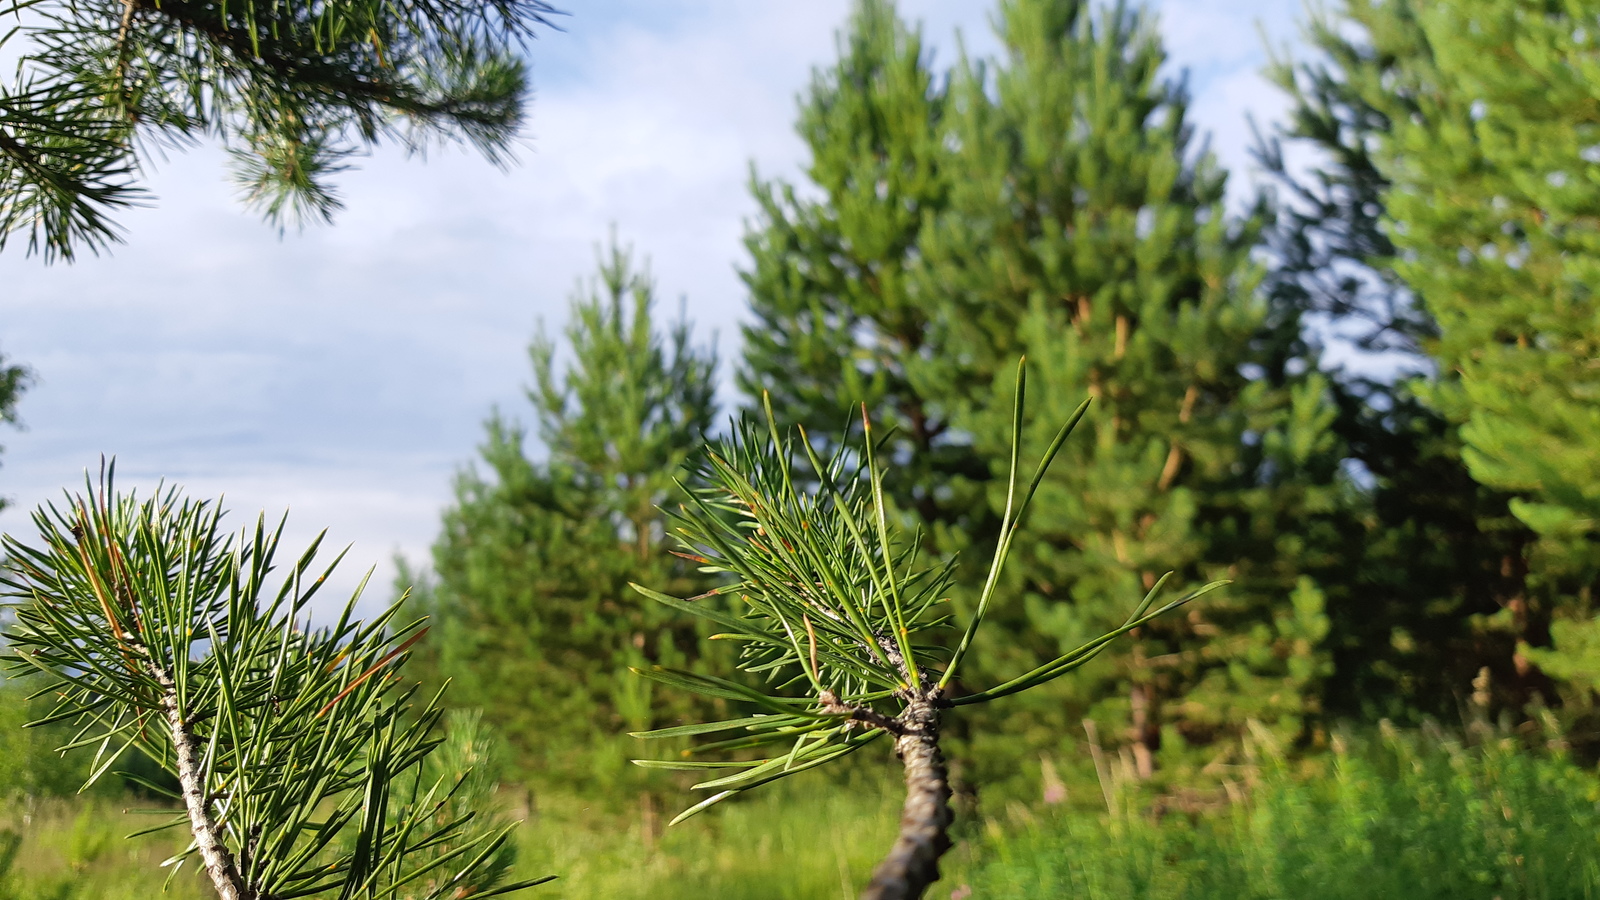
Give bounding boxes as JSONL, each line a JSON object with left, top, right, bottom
{"left": 632, "top": 365, "right": 1220, "bottom": 898}
{"left": 0, "top": 470, "right": 551, "bottom": 899}
{"left": 0, "top": 0, "right": 562, "bottom": 260}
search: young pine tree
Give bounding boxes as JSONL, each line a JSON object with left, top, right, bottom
{"left": 1274, "top": 0, "right": 1600, "bottom": 736}
{"left": 739, "top": 0, "right": 976, "bottom": 537}
{"left": 1367, "top": 0, "right": 1600, "bottom": 735}
{"left": 744, "top": 0, "right": 1343, "bottom": 784}
{"left": 1254, "top": 0, "right": 1537, "bottom": 723}
{"left": 412, "top": 238, "right": 722, "bottom": 781}
{"left": 630, "top": 368, "right": 1219, "bottom": 900}
{"left": 934, "top": 0, "right": 1344, "bottom": 781}
{"left": 919, "top": 0, "right": 1341, "bottom": 783}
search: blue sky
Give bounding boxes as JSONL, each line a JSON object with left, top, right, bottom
{"left": 0, "top": 0, "right": 1305, "bottom": 608}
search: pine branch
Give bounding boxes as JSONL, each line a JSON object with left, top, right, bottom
{"left": 0, "top": 472, "right": 552, "bottom": 899}
{"left": 150, "top": 652, "right": 252, "bottom": 900}
{"left": 0, "top": 0, "right": 561, "bottom": 257}
{"left": 634, "top": 361, "right": 1216, "bottom": 899}
{"left": 861, "top": 698, "right": 950, "bottom": 900}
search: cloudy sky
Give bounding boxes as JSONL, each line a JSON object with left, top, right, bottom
{"left": 0, "top": 0, "right": 1305, "bottom": 610}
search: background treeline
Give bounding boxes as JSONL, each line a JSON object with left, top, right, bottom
{"left": 398, "top": 0, "right": 1600, "bottom": 803}
{"left": 359, "top": 0, "right": 1600, "bottom": 819}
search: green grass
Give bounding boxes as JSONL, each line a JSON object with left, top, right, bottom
{"left": 512, "top": 773, "right": 977, "bottom": 900}
{"left": 966, "top": 732, "right": 1600, "bottom": 900}
{"left": 0, "top": 799, "right": 209, "bottom": 900}
{"left": 0, "top": 765, "right": 968, "bottom": 900}
{"left": 1, "top": 732, "right": 1596, "bottom": 900}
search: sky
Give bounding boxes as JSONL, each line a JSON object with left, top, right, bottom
{"left": 0, "top": 0, "right": 1306, "bottom": 611}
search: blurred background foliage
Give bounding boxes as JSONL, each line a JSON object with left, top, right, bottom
{"left": 401, "top": 0, "right": 1600, "bottom": 799}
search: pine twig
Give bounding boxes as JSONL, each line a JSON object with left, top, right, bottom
{"left": 148, "top": 653, "right": 252, "bottom": 900}
{"left": 860, "top": 697, "right": 952, "bottom": 900}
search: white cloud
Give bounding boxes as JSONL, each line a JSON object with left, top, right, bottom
{"left": 0, "top": 0, "right": 1306, "bottom": 612}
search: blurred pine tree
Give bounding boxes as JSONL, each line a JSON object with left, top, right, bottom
{"left": 921, "top": 0, "right": 1341, "bottom": 785}
{"left": 741, "top": 0, "right": 1347, "bottom": 788}
{"left": 410, "top": 238, "right": 724, "bottom": 784}
{"left": 1273, "top": 0, "right": 1600, "bottom": 746}
{"left": 738, "top": 0, "right": 976, "bottom": 537}
{"left": 1255, "top": 0, "right": 1536, "bottom": 724}
{"left": 1376, "top": 0, "right": 1600, "bottom": 741}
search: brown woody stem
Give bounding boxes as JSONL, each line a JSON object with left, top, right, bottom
{"left": 860, "top": 698, "right": 952, "bottom": 900}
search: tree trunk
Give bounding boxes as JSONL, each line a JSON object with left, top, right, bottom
{"left": 860, "top": 700, "right": 952, "bottom": 900}
{"left": 1129, "top": 682, "right": 1155, "bottom": 781}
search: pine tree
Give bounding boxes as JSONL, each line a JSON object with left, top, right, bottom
{"left": 742, "top": 0, "right": 1345, "bottom": 786}
{"left": 1368, "top": 0, "right": 1600, "bottom": 735}
{"left": 738, "top": 0, "right": 974, "bottom": 535}
{"left": 1255, "top": 0, "right": 1535, "bottom": 722}
{"left": 0, "top": 0, "right": 561, "bottom": 260}
{"left": 1274, "top": 0, "right": 1600, "bottom": 736}
{"left": 628, "top": 374, "right": 1215, "bottom": 899}
{"left": 916, "top": 0, "right": 1341, "bottom": 783}
{"left": 413, "top": 238, "right": 721, "bottom": 781}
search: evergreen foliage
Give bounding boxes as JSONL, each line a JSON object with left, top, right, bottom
{"left": 739, "top": 0, "right": 967, "bottom": 533}
{"left": 923, "top": 0, "right": 1342, "bottom": 783}
{"left": 0, "top": 0, "right": 562, "bottom": 260}
{"left": 0, "top": 680, "right": 178, "bottom": 802}
{"left": 0, "top": 473, "right": 550, "bottom": 899}
{"left": 412, "top": 239, "right": 721, "bottom": 781}
{"left": 0, "top": 682, "right": 98, "bottom": 800}
{"left": 743, "top": 0, "right": 1346, "bottom": 785}
{"left": 1269, "top": 0, "right": 1600, "bottom": 740}
{"left": 631, "top": 368, "right": 1220, "bottom": 899}
{"left": 1255, "top": 0, "right": 1537, "bottom": 723}
{"left": 337, "top": 710, "right": 523, "bottom": 900}
{"left": 1370, "top": 0, "right": 1600, "bottom": 730}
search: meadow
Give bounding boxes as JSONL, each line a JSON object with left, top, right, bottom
{"left": 3, "top": 725, "right": 1596, "bottom": 900}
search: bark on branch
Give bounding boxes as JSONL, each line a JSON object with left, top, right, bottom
{"left": 860, "top": 697, "right": 952, "bottom": 900}
{"left": 819, "top": 690, "right": 903, "bottom": 734}
{"left": 148, "top": 657, "right": 252, "bottom": 900}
